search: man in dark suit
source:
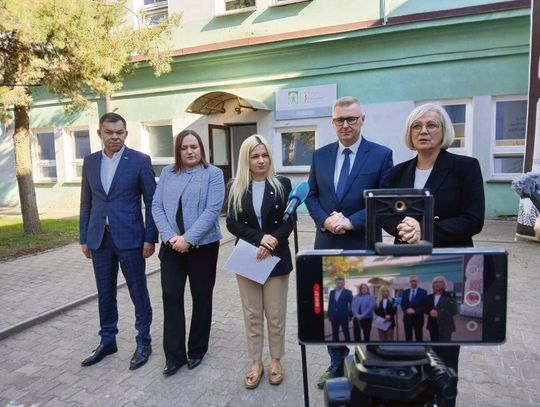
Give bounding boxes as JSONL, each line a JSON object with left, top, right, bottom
{"left": 400, "top": 275, "right": 428, "bottom": 341}
{"left": 306, "top": 96, "right": 393, "bottom": 388}
{"left": 327, "top": 276, "right": 353, "bottom": 341}
{"left": 79, "top": 113, "right": 158, "bottom": 370}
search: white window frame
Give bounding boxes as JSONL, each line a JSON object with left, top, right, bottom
{"left": 415, "top": 98, "right": 473, "bottom": 156}
{"left": 274, "top": 126, "right": 317, "bottom": 173}
{"left": 215, "top": 0, "right": 257, "bottom": 16}
{"left": 141, "top": 0, "right": 168, "bottom": 26}
{"left": 270, "top": 0, "right": 311, "bottom": 7}
{"left": 141, "top": 121, "right": 174, "bottom": 178}
{"left": 490, "top": 95, "right": 527, "bottom": 180}
{"left": 65, "top": 128, "right": 91, "bottom": 181}
{"left": 31, "top": 128, "right": 57, "bottom": 182}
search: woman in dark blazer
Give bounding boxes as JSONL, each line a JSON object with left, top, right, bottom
{"left": 383, "top": 103, "right": 485, "bottom": 406}
{"left": 374, "top": 285, "right": 396, "bottom": 341}
{"left": 226, "top": 135, "right": 294, "bottom": 389}
{"left": 425, "top": 276, "right": 458, "bottom": 342}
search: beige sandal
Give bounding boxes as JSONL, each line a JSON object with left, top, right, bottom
{"left": 268, "top": 359, "right": 284, "bottom": 385}
{"left": 245, "top": 361, "right": 264, "bottom": 389}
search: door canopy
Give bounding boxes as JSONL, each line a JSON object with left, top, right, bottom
{"left": 186, "top": 91, "right": 271, "bottom": 115}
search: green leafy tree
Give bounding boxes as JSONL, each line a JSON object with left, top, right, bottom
{"left": 0, "top": 0, "right": 180, "bottom": 234}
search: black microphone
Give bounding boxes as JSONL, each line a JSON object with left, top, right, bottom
{"left": 512, "top": 172, "right": 540, "bottom": 211}
{"left": 283, "top": 182, "right": 309, "bottom": 221}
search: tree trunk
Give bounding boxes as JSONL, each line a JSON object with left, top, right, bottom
{"left": 13, "top": 104, "right": 42, "bottom": 234}
{"left": 105, "top": 94, "right": 111, "bottom": 113}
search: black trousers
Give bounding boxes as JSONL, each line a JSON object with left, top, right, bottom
{"left": 353, "top": 317, "right": 373, "bottom": 342}
{"left": 160, "top": 241, "right": 219, "bottom": 364}
{"left": 404, "top": 317, "right": 424, "bottom": 341}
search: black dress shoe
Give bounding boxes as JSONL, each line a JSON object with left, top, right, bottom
{"left": 129, "top": 343, "right": 152, "bottom": 370}
{"left": 187, "top": 357, "right": 203, "bottom": 370}
{"left": 163, "top": 360, "right": 186, "bottom": 377}
{"left": 81, "top": 342, "right": 118, "bottom": 366}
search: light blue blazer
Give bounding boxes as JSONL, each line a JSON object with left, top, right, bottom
{"left": 152, "top": 163, "right": 225, "bottom": 246}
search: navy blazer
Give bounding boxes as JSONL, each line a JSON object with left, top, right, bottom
{"left": 226, "top": 176, "right": 294, "bottom": 277}
{"left": 328, "top": 288, "right": 353, "bottom": 322}
{"left": 306, "top": 137, "right": 393, "bottom": 249}
{"left": 383, "top": 149, "right": 484, "bottom": 247}
{"left": 79, "top": 147, "right": 158, "bottom": 250}
{"left": 374, "top": 298, "right": 396, "bottom": 329}
{"left": 400, "top": 287, "right": 428, "bottom": 324}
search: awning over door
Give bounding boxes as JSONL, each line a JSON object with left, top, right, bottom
{"left": 186, "top": 91, "right": 271, "bottom": 115}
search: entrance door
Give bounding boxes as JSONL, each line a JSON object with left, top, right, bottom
{"left": 208, "top": 124, "right": 232, "bottom": 185}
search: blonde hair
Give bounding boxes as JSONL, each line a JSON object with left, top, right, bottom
{"left": 376, "top": 285, "right": 392, "bottom": 308}
{"left": 403, "top": 103, "right": 455, "bottom": 150}
{"left": 227, "top": 135, "right": 285, "bottom": 219}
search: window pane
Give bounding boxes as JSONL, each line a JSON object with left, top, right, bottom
{"left": 147, "top": 125, "right": 173, "bottom": 157}
{"left": 37, "top": 132, "right": 55, "bottom": 160}
{"left": 211, "top": 128, "right": 229, "bottom": 166}
{"left": 495, "top": 100, "right": 527, "bottom": 146}
{"left": 493, "top": 155, "right": 523, "bottom": 174}
{"left": 144, "top": 0, "right": 166, "bottom": 4}
{"left": 39, "top": 165, "right": 57, "bottom": 179}
{"left": 147, "top": 11, "right": 167, "bottom": 25}
{"left": 281, "top": 131, "right": 315, "bottom": 166}
{"left": 73, "top": 130, "right": 91, "bottom": 159}
{"left": 152, "top": 164, "right": 168, "bottom": 176}
{"left": 444, "top": 104, "right": 466, "bottom": 148}
{"left": 226, "top": 0, "right": 256, "bottom": 11}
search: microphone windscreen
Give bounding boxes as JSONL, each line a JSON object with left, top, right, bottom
{"left": 288, "top": 182, "right": 309, "bottom": 203}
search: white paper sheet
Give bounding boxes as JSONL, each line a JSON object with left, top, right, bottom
{"left": 373, "top": 316, "right": 392, "bottom": 331}
{"left": 224, "top": 239, "right": 281, "bottom": 285}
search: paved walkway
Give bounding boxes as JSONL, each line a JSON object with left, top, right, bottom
{"left": 0, "top": 217, "right": 538, "bottom": 406}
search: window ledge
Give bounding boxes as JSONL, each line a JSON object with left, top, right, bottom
{"left": 215, "top": 6, "right": 256, "bottom": 17}
{"left": 486, "top": 179, "right": 513, "bottom": 184}
{"left": 143, "top": 2, "right": 167, "bottom": 12}
{"left": 62, "top": 180, "right": 82, "bottom": 185}
{"left": 34, "top": 180, "right": 57, "bottom": 185}
{"left": 269, "top": 0, "right": 310, "bottom": 7}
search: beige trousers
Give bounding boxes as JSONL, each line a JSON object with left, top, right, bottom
{"left": 236, "top": 273, "right": 289, "bottom": 361}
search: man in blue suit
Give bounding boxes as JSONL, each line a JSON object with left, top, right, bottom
{"left": 79, "top": 113, "right": 158, "bottom": 370}
{"left": 327, "top": 276, "right": 353, "bottom": 341}
{"left": 401, "top": 274, "right": 428, "bottom": 341}
{"left": 306, "top": 96, "right": 393, "bottom": 388}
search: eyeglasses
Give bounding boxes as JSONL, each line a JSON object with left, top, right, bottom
{"left": 410, "top": 122, "right": 441, "bottom": 132}
{"left": 332, "top": 116, "right": 361, "bottom": 126}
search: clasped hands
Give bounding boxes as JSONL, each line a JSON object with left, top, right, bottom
{"left": 257, "top": 234, "right": 278, "bottom": 261}
{"left": 397, "top": 216, "right": 421, "bottom": 244}
{"left": 324, "top": 212, "right": 353, "bottom": 235}
{"left": 168, "top": 235, "right": 190, "bottom": 253}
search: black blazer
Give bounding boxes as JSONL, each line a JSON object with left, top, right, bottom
{"left": 226, "top": 176, "right": 294, "bottom": 277}
{"left": 374, "top": 298, "right": 396, "bottom": 329}
{"left": 425, "top": 291, "right": 458, "bottom": 333}
{"left": 383, "top": 149, "right": 484, "bottom": 247}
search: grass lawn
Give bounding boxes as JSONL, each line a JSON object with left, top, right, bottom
{"left": 0, "top": 216, "right": 79, "bottom": 261}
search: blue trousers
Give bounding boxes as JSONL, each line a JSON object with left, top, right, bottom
{"left": 91, "top": 230, "right": 152, "bottom": 345}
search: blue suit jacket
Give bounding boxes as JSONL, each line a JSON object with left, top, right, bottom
{"left": 400, "top": 287, "right": 428, "bottom": 324}
{"left": 328, "top": 288, "right": 353, "bottom": 323}
{"left": 306, "top": 137, "right": 393, "bottom": 249}
{"left": 79, "top": 147, "right": 158, "bottom": 250}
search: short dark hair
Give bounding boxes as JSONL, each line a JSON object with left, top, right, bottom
{"left": 99, "top": 112, "right": 127, "bottom": 129}
{"left": 174, "top": 129, "right": 209, "bottom": 172}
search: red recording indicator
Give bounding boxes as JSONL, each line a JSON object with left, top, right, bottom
{"left": 313, "top": 283, "right": 321, "bottom": 315}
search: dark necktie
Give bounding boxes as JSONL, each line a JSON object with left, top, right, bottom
{"left": 336, "top": 148, "right": 352, "bottom": 201}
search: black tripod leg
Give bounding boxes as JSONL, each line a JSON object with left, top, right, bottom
{"left": 301, "top": 343, "right": 310, "bottom": 407}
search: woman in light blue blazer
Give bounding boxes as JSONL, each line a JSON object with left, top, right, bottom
{"left": 152, "top": 129, "right": 225, "bottom": 377}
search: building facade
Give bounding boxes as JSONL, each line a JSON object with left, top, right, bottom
{"left": 0, "top": 0, "right": 532, "bottom": 218}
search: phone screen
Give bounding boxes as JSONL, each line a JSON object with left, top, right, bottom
{"left": 296, "top": 249, "right": 507, "bottom": 345}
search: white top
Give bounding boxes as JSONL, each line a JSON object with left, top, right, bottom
{"left": 252, "top": 180, "right": 266, "bottom": 228}
{"left": 334, "top": 136, "right": 362, "bottom": 189}
{"left": 382, "top": 298, "right": 388, "bottom": 310}
{"left": 101, "top": 146, "right": 125, "bottom": 225}
{"left": 434, "top": 293, "right": 441, "bottom": 307}
{"left": 414, "top": 167, "right": 433, "bottom": 189}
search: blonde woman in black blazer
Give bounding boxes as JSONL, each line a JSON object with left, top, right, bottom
{"left": 226, "top": 135, "right": 294, "bottom": 389}
{"left": 383, "top": 103, "right": 485, "bottom": 407}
